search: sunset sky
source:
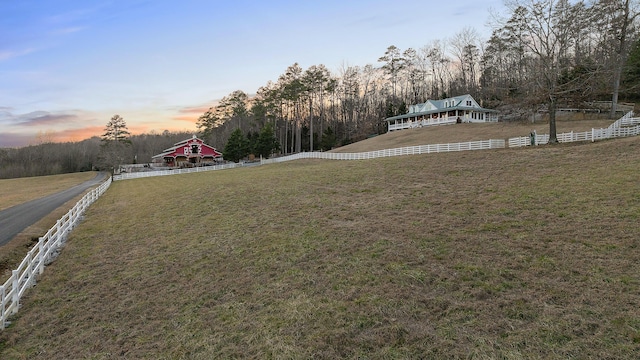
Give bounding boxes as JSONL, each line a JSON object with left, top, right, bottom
{"left": 0, "top": 0, "right": 504, "bottom": 148}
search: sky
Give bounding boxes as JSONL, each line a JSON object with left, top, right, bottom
{"left": 0, "top": 0, "right": 505, "bottom": 148}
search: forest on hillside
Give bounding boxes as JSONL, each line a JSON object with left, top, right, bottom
{"left": 1, "top": 0, "right": 639, "bottom": 179}
{"left": 197, "top": 0, "right": 640, "bottom": 153}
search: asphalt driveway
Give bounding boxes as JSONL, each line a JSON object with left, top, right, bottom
{"left": 0, "top": 172, "right": 109, "bottom": 246}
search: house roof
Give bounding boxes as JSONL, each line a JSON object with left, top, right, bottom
{"left": 384, "top": 94, "right": 497, "bottom": 122}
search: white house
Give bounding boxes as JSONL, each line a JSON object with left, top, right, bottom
{"left": 384, "top": 94, "right": 498, "bottom": 132}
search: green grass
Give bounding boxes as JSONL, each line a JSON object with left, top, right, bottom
{"left": 1, "top": 138, "right": 640, "bottom": 358}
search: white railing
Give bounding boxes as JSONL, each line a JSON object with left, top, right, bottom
{"left": 611, "top": 111, "right": 637, "bottom": 128}
{"left": 508, "top": 113, "right": 640, "bottom": 148}
{"left": 388, "top": 118, "right": 457, "bottom": 131}
{"left": 388, "top": 115, "right": 498, "bottom": 131}
{"left": 261, "top": 139, "right": 506, "bottom": 164}
{"left": 609, "top": 111, "right": 635, "bottom": 129}
{"left": 113, "top": 163, "right": 243, "bottom": 181}
{"left": 594, "top": 124, "right": 640, "bottom": 140}
{"left": 115, "top": 113, "right": 640, "bottom": 176}
{"left": 113, "top": 140, "right": 506, "bottom": 179}
{"left": 0, "top": 177, "right": 112, "bottom": 330}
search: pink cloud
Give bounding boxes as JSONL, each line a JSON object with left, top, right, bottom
{"left": 172, "top": 100, "right": 220, "bottom": 123}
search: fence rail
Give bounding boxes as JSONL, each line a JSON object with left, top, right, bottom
{"left": 388, "top": 118, "right": 457, "bottom": 131}
{"left": 113, "top": 163, "right": 243, "bottom": 181}
{"left": 0, "top": 177, "right": 112, "bottom": 329}
{"left": 110, "top": 113, "right": 640, "bottom": 177}
{"left": 261, "top": 139, "right": 506, "bottom": 164}
{"left": 609, "top": 111, "right": 636, "bottom": 129}
{"left": 508, "top": 112, "right": 639, "bottom": 147}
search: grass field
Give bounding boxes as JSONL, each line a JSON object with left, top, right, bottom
{"left": 1, "top": 134, "right": 639, "bottom": 358}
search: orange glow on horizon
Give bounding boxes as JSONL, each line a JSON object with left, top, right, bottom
{"left": 34, "top": 121, "right": 200, "bottom": 145}
{"left": 172, "top": 103, "right": 216, "bottom": 123}
{"left": 18, "top": 106, "right": 212, "bottom": 146}
{"left": 41, "top": 126, "right": 104, "bottom": 143}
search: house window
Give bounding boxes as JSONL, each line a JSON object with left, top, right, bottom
{"left": 466, "top": 100, "right": 472, "bottom": 106}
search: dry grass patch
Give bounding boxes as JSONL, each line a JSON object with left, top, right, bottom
{"left": 0, "top": 172, "right": 97, "bottom": 211}
{"left": 1, "top": 138, "right": 640, "bottom": 358}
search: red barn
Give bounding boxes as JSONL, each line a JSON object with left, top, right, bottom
{"left": 152, "top": 135, "right": 222, "bottom": 167}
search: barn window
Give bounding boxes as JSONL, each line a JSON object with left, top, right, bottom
{"left": 191, "top": 144, "right": 199, "bottom": 154}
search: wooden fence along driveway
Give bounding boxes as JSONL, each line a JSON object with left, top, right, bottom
{"left": 1, "top": 112, "right": 638, "bottom": 330}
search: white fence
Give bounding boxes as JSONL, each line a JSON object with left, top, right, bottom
{"left": 388, "top": 118, "right": 457, "bottom": 131}
{"left": 113, "top": 162, "right": 243, "bottom": 181}
{"left": 0, "top": 177, "right": 112, "bottom": 329}
{"left": 109, "top": 113, "right": 640, "bottom": 178}
{"left": 261, "top": 139, "right": 506, "bottom": 164}
{"left": 112, "top": 140, "right": 506, "bottom": 179}
{"left": 2, "top": 111, "right": 636, "bottom": 330}
{"left": 388, "top": 115, "right": 499, "bottom": 131}
{"left": 508, "top": 112, "right": 639, "bottom": 147}
{"left": 610, "top": 111, "right": 639, "bottom": 128}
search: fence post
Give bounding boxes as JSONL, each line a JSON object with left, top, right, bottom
{"left": 38, "top": 237, "right": 45, "bottom": 274}
{"left": 1, "top": 284, "right": 5, "bottom": 328}
{"left": 11, "top": 270, "right": 19, "bottom": 313}
{"left": 55, "top": 219, "right": 62, "bottom": 246}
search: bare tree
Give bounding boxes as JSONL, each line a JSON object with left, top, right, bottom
{"left": 302, "top": 64, "right": 332, "bottom": 151}
{"left": 378, "top": 45, "right": 406, "bottom": 106}
{"left": 423, "top": 40, "right": 451, "bottom": 98}
{"left": 449, "top": 27, "right": 482, "bottom": 93}
{"left": 502, "top": 0, "right": 580, "bottom": 142}
{"left": 594, "top": 0, "right": 640, "bottom": 117}
{"left": 278, "top": 63, "right": 305, "bottom": 153}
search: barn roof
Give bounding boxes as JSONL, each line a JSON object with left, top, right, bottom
{"left": 152, "top": 135, "right": 221, "bottom": 159}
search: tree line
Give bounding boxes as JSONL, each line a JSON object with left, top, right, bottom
{"left": 0, "top": 120, "right": 196, "bottom": 179}
{"left": 2, "top": 0, "right": 639, "bottom": 178}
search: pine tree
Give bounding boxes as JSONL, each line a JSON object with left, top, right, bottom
{"left": 320, "top": 126, "right": 337, "bottom": 151}
{"left": 254, "top": 123, "right": 280, "bottom": 158}
{"left": 102, "top": 115, "right": 131, "bottom": 144}
{"left": 99, "top": 115, "right": 132, "bottom": 172}
{"left": 223, "top": 128, "right": 249, "bottom": 163}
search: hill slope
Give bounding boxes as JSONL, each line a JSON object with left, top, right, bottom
{"left": 1, "top": 137, "right": 640, "bottom": 358}
{"left": 332, "top": 119, "right": 614, "bottom": 152}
